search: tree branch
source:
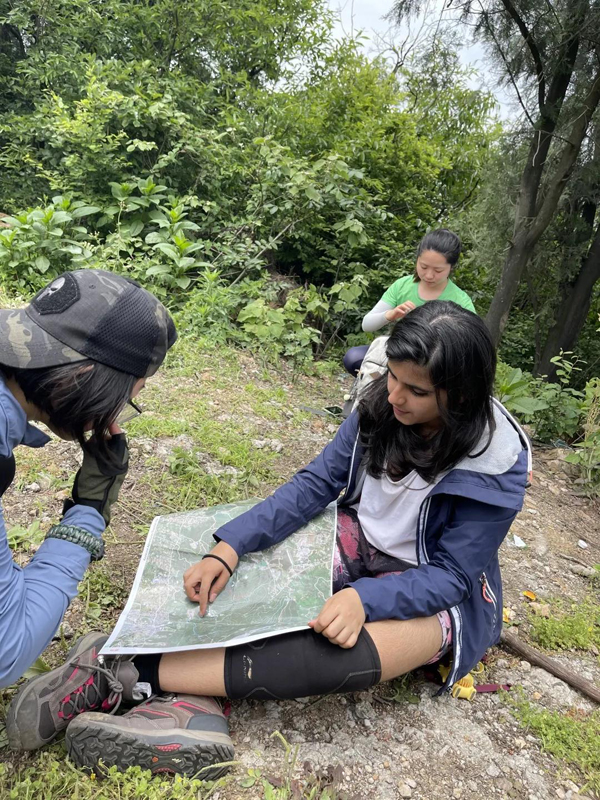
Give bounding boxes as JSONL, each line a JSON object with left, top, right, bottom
{"left": 476, "top": 2, "right": 535, "bottom": 126}
{"left": 499, "top": 0, "right": 546, "bottom": 111}
{"left": 530, "top": 67, "right": 600, "bottom": 242}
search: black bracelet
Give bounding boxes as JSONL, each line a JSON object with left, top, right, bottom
{"left": 202, "top": 553, "right": 234, "bottom": 576}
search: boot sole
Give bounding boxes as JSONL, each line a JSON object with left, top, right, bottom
{"left": 6, "top": 632, "right": 108, "bottom": 751}
{"left": 66, "top": 717, "right": 235, "bottom": 779}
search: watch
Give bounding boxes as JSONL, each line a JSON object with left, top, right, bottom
{"left": 45, "top": 524, "right": 105, "bottom": 561}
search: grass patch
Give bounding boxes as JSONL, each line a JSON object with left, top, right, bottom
{"left": 0, "top": 756, "right": 226, "bottom": 799}
{"left": 240, "top": 732, "right": 356, "bottom": 800}
{"left": 529, "top": 594, "right": 600, "bottom": 652}
{"left": 78, "top": 564, "right": 129, "bottom": 632}
{"left": 243, "top": 382, "right": 288, "bottom": 420}
{"left": 508, "top": 696, "right": 600, "bottom": 796}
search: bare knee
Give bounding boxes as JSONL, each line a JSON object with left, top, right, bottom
{"left": 365, "top": 616, "right": 443, "bottom": 682}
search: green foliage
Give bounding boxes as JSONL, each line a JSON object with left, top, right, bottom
{"left": 564, "top": 378, "right": 600, "bottom": 496}
{"left": 529, "top": 595, "right": 600, "bottom": 652}
{"left": 508, "top": 696, "right": 600, "bottom": 797}
{"left": 390, "top": 673, "right": 421, "bottom": 704}
{"left": 6, "top": 520, "right": 44, "bottom": 549}
{"left": 495, "top": 354, "right": 588, "bottom": 443}
{"left": 0, "top": 756, "right": 226, "bottom": 799}
{"left": 79, "top": 566, "right": 127, "bottom": 630}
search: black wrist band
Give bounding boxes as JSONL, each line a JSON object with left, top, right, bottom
{"left": 202, "top": 553, "right": 234, "bottom": 576}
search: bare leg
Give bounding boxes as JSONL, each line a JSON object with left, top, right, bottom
{"left": 157, "top": 615, "right": 442, "bottom": 695}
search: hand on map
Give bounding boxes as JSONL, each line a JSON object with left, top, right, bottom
{"left": 183, "top": 542, "right": 239, "bottom": 616}
{"left": 308, "top": 587, "right": 366, "bottom": 648}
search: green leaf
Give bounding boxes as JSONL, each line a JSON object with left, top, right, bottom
{"left": 23, "top": 656, "right": 51, "bottom": 679}
{"left": 509, "top": 397, "right": 549, "bottom": 415}
{"left": 144, "top": 231, "right": 165, "bottom": 244}
{"left": 146, "top": 264, "right": 173, "bottom": 276}
{"left": 154, "top": 242, "right": 180, "bottom": 261}
{"left": 70, "top": 206, "right": 101, "bottom": 218}
{"left": 34, "top": 255, "right": 50, "bottom": 273}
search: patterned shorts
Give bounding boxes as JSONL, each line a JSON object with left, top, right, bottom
{"left": 333, "top": 508, "right": 452, "bottom": 663}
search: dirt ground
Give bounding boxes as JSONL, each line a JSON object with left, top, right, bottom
{"left": 1, "top": 352, "right": 599, "bottom": 800}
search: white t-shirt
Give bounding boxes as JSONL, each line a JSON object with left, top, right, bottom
{"left": 357, "top": 470, "right": 440, "bottom": 565}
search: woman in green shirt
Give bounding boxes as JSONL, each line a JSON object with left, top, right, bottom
{"left": 344, "top": 229, "right": 475, "bottom": 376}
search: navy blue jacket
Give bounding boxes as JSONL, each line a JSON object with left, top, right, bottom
{"left": 215, "top": 401, "right": 531, "bottom": 691}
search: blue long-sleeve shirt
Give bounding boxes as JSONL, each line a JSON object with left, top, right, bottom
{"left": 0, "top": 377, "right": 105, "bottom": 688}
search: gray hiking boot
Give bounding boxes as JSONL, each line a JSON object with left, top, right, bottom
{"left": 6, "top": 631, "right": 139, "bottom": 751}
{"left": 66, "top": 694, "right": 234, "bottom": 779}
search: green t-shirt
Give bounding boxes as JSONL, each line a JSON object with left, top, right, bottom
{"left": 381, "top": 275, "right": 476, "bottom": 313}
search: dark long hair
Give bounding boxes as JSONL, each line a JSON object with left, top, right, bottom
{"left": 413, "top": 228, "right": 461, "bottom": 282}
{"left": 358, "top": 301, "right": 496, "bottom": 482}
{"left": 1, "top": 361, "right": 136, "bottom": 462}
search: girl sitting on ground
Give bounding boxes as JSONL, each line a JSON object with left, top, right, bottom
{"left": 8, "top": 301, "right": 530, "bottom": 782}
{"left": 344, "top": 228, "right": 476, "bottom": 377}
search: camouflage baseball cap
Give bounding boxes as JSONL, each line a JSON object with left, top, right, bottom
{"left": 0, "top": 269, "right": 177, "bottom": 378}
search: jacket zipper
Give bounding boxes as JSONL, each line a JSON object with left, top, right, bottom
{"left": 480, "top": 572, "right": 498, "bottom": 613}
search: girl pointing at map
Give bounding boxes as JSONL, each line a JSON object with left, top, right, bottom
{"left": 7, "top": 301, "right": 531, "bottom": 781}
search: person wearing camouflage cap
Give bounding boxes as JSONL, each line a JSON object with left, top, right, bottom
{"left": 0, "top": 269, "right": 176, "bottom": 689}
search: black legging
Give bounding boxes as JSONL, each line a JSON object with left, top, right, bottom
{"left": 134, "top": 626, "right": 381, "bottom": 700}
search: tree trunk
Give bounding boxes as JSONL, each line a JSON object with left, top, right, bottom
{"left": 485, "top": 230, "right": 534, "bottom": 345}
{"left": 486, "top": 66, "right": 600, "bottom": 346}
{"left": 536, "top": 221, "right": 600, "bottom": 378}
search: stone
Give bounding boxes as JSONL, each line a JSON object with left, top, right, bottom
{"left": 398, "top": 784, "right": 413, "bottom": 798}
{"left": 406, "top": 779, "right": 417, "bottom": 788}
{"left": 577, "top": 540, "right": 588, "bottom": 549}
{"left": 487, "top": 764, "right": 501, "bottom": 778}
{"left": 520, "top": 660, "right": 532, "bottom": 672}
{"left": 496, "top": 778, "right": 513, "bottom": 792}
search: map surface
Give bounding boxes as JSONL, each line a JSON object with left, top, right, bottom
{"left": 101, "top": 500, "right": 337, "bottom": 654}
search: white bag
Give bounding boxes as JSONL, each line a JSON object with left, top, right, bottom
{"left": 343, "top": 336, "right": 389, "bottom": 416}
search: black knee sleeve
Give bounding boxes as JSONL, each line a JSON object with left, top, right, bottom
{"left": 224, "top": 627, "right": 381, "bottom": 700}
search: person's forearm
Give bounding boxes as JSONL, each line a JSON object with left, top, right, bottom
{"left": 362, "top": 300, "right": 393, "bottom": 332}
{"left": 0, "top": 505, "right": 104, "bottom": 687}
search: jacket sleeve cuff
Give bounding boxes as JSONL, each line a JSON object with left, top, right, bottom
{"left": 61, "top": 504, "right": 105, "bottom": 539}
{"left": 213, "top": 530, "right": 248, "bottom": 558}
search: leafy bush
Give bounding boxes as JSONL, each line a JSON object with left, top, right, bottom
{"left": 564, "top": 377, "right": 600, "bottom": 496}
{"left": 495, "top": 354, "right": 586, "bottom": 443}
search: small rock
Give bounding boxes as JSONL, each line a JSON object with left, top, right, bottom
{"left": 532, "top": 691, "right": 542, "bottom": 700}
{"left": 25, "top": 482, "right": 41, "bottom": 492}
{"left": 529, "top": 602, "right": 551, "bottom": 618}
{"left": 569, "top": 564, "right": 596, "bottom": 578}
{"left": 487, "top": 764, "right": 501, "bottom": 778}
{"left": 496, "top": 778, "right": 513, "bottom": 792}
{"left": 577, "top": 540, "right": 588, "bottom": 549}
{"left": 406, "top": 779, "right": 417, "bottom": 789}
{"left": 520, "top": 660, "right": 532, "bottom": 672}
{"left": 556, "top": 790, "right": 566, "bottom": 799}
{"left": 398, "top": 784, "right": 413, "bottom": 798}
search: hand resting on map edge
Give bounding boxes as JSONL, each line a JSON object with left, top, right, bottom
{"left": 183, "top": 541, "right": 239, "bottom": 616}
{"left": 308, "top": 587, "right": 366, "bottom": 648}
